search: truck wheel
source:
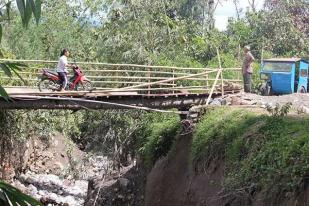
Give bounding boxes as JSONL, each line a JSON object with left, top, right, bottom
{"left": 299, "top": 86, "right": 306, "bottom": 93}
{"left": 261, "top": 82, "right": 271, "bottom": 96}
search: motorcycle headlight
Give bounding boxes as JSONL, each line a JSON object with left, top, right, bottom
{"left": 261, "top": 73, "right": 270, "bottom": 80}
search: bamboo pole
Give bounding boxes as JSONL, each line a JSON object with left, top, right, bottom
{"left": 0, "top": 78, "right": 177, "bottom": 86}
{"left": 0, "top": 70, "right": 192, "bottom": 77}
{"left": 0, "top": 75, "right": 242, "bottom": 83}
{"left": 82, "top": 70, "right": 190, "bottom": 75}
{"left": 0, "top": 58, "right": 241, "bottom": 72}
{"left": 216, "top": 48, "right": 224, "bottom": 97}
{"left": 113, "top": 70, "right": 217, "bottom": 91}
{"left": 220, "top": 72, "right": 224, "bottom": 96}
{"left": 90, "top": 81, "right": 176, "bottom": 86}
{"left": 0, "top": 59, "right": 214, "bottom": 71}
{"left": 205, "top": 69, "right": 222, "bottom": 105}
{"left": 172, "top": 69, "right": 175, "bottom": 94}
{"left": 5, "top": 85, "right": 211, "bottom": 91}
{"left": 205, "top": 73, "right": 209, "bottom": 89}
{"left": 33, "top": 67, "right": 241, "bottom": 72}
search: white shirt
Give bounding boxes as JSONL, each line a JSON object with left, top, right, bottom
{"left": 57, "top": 55, "right": 68, "bottom": 73}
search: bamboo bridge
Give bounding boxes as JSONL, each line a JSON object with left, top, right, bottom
{"left": 0, "top": 59, "right": 242, "bottom": 112}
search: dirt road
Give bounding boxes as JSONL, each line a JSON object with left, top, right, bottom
{"left": 228, "top": 92, "right": 309, "bottom": 112}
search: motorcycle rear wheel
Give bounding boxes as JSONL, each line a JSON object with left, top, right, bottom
{"left": 38, "top": 79, "right": 59, "bottom": 92}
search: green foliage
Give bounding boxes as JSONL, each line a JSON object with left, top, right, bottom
{"left": 136, "top": 112, "right": 181, "bottom": 167}
{"left": 0, "top": 0, "right": 41, "bottom": 99}
{"left": 2, "top": 0, "right": 100, "bottom": 60}
{"left": 76, "top": 110, "right": 181, "bottom": 168}
{"left": 207, "top": 53, "right": 239, "bottom": 68}
{"left": 0, "top": 55, "right": 29, "bottom": 100}
{"left": 193, "top": 107, "right": 309, "bottom": 200}
{"left": 266, "top": 102, "right": 292, "bottom": 118}
{"left": 0, "top": 24, "right": 2, "bottom": 44}
{"left": 0, "top": 85, "right": 8, "bottom": 100}
{"left": 77, "top": 110, "right": 147, "bottom": 168}
{"left": 251, "top": 62, "right": 262, "bottom": 91}
{"left": 0, "top": 110, "right": 83, "bottom": 145}
{"left": 98, "top": 2, "right": 190, "bottom": 64}
{"left": 153, "top": 53, "right": 204, "bottom": 68}
{"left": 228, "top": 116, "right": 309, "bottom": 199}
{"left": 191, "top": 108, "right": 259, "bottom": 172}
{"left": 0, "top": 181, "right": 42, "bottom": 206}
{"left": 227, "top": 19, "right": 252, "bottom": 45}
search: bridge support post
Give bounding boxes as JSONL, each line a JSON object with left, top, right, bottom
{"left": 172, "top": 69, "right": 175, "bottom": 94}
{"left": 178, "top": 106, "right": 190, "bottom": 120}
{"left": 147, "top": 68, "right": 151, "bottom": 96}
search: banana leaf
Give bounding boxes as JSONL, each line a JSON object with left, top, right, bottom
{"left": 0, "top": 181, "right": 43, "bottom": 206}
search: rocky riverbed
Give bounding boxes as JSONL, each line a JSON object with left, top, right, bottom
{"left": 14, "top": 173, "right": 88, "bottom": 205}
{"left": 12, "top": 155, "right": 113, "bottom": 205}
{"left": 8, "top": 134, "right": 114, "bottom": 206}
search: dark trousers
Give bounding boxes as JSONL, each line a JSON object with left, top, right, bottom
{"left": 58, "top": 72, "right": 68, "bottom": 90}
{"left": 243, "top": 73, "right": 252, "bottom": 93}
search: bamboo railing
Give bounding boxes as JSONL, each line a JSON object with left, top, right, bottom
{"left": 0, "top": 59, "right": 242, "bottom": 97}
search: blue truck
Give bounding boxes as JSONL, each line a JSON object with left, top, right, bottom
{"left": 259, "top": 58, "right": 309, "bottom": 95}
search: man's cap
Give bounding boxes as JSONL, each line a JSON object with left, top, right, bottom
{"left": 244, "top": 45, "right": 250, "bottom": 50}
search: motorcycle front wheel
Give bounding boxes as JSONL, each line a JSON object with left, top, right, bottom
{"left": 75, "top": 80, "right": 93, "bottom": 91}
{"left": 38, "top": 79, "right": 60, "bottom": 92}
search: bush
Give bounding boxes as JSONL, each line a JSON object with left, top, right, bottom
{"left": 191, "top": 107, "right": 259, "bottom": 172}
{"left": 136, "top": 112, "right": 181, "bottom": 167}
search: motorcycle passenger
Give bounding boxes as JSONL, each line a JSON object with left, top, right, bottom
{"left": 57, "top": 48, "right": 70, "bottom": 92}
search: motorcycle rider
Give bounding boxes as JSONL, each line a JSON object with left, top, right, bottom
{"left": 57, "top": 48, "right": 70, "bottom": 92}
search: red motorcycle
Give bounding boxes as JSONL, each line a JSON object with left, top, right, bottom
{"left": 38, "top": 65, "right": 92, "bottom": 92}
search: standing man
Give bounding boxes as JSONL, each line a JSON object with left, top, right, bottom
{"left": 242, "top": 45, "right": 255, "bottom": 93}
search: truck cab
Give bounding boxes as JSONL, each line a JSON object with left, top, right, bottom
{"left": 260, "top": 58, "right": 309, "bottom": 95}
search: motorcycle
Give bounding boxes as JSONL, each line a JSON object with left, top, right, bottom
{"left": 38, "top": 65, "right": 92, "bottom": 92}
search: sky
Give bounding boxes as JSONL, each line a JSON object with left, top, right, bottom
{"left": 214, "top": 0, "right": 265, "bottom": 31}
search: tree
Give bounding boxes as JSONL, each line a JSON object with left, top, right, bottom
{"left": 225, "top": 0, "right": 309, "bottom": 58}
{"left": 257, "top": 0, "right": 309, "bottom": 55}
{"left": 265, "top": 0, "right": 309, "bottom": 39}
{"left": 95, "top": 0, "right": 192, "bottom": 64}
{"left": 179, "top": 0, "right": 223, "bottom": 31}
{"left": 232, "top": 0, "right": 241, "bottom": 20}
{"left": 248, "top": 0, "right": 257, "bottom": 12}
